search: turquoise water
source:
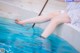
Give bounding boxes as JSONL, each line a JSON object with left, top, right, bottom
{"left": 0, "top": 17, "right": 79, "bottom": 53}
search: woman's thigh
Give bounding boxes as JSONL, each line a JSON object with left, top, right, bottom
{"left": 47, "top": 10, "right": 62, "bottom": 19}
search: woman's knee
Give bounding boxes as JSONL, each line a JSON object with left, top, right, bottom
{"left": 47, "top": 10, "right": 61, "bottom": 19}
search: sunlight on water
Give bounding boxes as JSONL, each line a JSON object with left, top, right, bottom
{"left": 0, "top": 17, "right": 79, "bottom": 53}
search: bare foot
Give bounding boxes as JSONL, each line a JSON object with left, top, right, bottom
{"left": 15, "top": 18, "right": 25, "bottom": 26}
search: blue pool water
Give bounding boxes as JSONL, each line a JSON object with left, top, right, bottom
{"left": 0, "top": 17, "right": 79, "bottom": 53}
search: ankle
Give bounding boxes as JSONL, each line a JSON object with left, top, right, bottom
{"left": 40, "top": 36, "right": 46, "bottom": 39}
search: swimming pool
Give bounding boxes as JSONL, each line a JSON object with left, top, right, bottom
{"left": 0, "top": 1, "right": 80, "bottom": 53}
{"left": 0, "top": 17, "right": 79, "bottom": 53}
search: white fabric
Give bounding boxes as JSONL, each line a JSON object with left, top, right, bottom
{"left": 67, "top": 2, "right": 80, "bottom": 28}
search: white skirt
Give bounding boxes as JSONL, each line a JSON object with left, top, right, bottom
{"left": 60, "top": 10, "right": 80, "bottom": 28}
{"left": 68, "top": 9, "right": 80, "bottom": 27}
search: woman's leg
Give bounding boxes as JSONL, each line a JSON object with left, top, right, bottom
{"left": 41, "top": 13, "right": 70, "bottom": 38}
{"left": 15, "top": 11, "right": 60, "bottom": 25}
